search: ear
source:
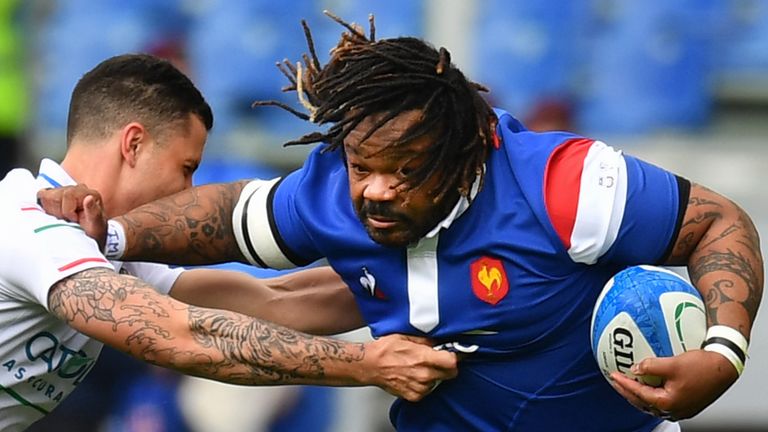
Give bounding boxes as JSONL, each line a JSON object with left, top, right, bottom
{"left": 120, "top": 122, "right": 148, "bottom": 167}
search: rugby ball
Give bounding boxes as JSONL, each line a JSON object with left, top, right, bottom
{"left": 590, "top": 265, "right": 706, "bottom": 387}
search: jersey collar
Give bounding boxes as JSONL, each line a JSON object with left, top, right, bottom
{"left": 36, "top": 158, "right": 77, "bottom": 189}
{"left": 423, "top": 167, "right": 483, "bottom": 239}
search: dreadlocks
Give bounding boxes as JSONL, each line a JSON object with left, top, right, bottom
{"left": 253, "top": 11, "right": 497, "bottom": 202}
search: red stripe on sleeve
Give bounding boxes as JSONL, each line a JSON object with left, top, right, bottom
{"left": 58, "top": 257, "right": 110, "bottom": 272}
{"left": 21, "top": 206, "right": 43, "bottom": 212}
{"left": 543, "top": 138, "right": 594, "bottom": 250}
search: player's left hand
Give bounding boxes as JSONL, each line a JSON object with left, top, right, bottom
{"left": 610, "top": 349, "right": 738, "bottom": 421}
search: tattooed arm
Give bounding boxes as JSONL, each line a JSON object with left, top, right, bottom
{"left": 37, "top": 184, "right": 365, "bottom": 334}
{"left": 611, "top": 183, "right": 763, "bottom": 420}
{"left": 117, "top": 181, "right": 249, "bottom": 265}
{"left": 49, "top": 268, "right": 456, "bottom": 399}
{"left": 665, "top": 183, "right": 763, "bottom": 336}
{"left": 37, "top": 182, "right": 249, "bottom": 264}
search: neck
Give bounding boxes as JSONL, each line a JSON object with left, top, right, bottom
{"left": 60, "top": 142, "right": 121, "bottom": 217}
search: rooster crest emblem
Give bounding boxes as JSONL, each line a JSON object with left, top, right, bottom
{"left": 470, "top": 257, "right": 509, "bottom": 305}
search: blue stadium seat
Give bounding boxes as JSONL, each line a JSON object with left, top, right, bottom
{"left": 470, "top": 0, "right": 588, "bottom": 120}
{"left": 308, "top": 0, "right": 425, "bottom": 63}
{"left": 193, "top": 157, "right": 279, "bottom": 186}
{"left": 577, "top": 1, "right": 719, "bottom": 134}
{"left": 185, "top": 0, "right": 315, "bottom": 135}
{"left": 716, "top": 0, "right": 768, "bottom": 75}
{"left": 186, "top": 1, "right": 423, "bottom": 137}
{"left": 34, "top": 0, "right": 187, "bottom": 132}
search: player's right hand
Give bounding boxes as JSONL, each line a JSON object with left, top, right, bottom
{"left": 362, "top": 334, "right": 458, "bottom": 402}
{"left": 610, "top": 349, "right": 738, "bottom": 421}
{"left": 37, "top": 184, "right": 108, "bottom": 250}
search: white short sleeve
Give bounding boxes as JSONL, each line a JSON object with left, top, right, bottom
{"left": 0, "top": 170, "right": 114, "bottom": 309}
{"left": 117, "top": 262, "right": 185, "bottom": 295}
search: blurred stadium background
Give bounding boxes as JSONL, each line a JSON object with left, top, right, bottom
{"left": 1, "top": 0, "right": 766, "bottom": 430}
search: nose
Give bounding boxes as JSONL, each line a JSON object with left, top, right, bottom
{"left": 363, "top": 174, "right": 398, "bottom": 202}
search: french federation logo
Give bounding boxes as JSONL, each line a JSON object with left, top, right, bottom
{"left": 470, "top": 256, "right": 509, "bottom": 305}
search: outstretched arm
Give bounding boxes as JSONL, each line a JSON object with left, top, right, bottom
{"left": 118, "top": 181, "right": 250, "bottom": 265}
{"left": 50, "top": 268, "right": 456, "bottom": 400}
{"left": 37, "top": 182, "right": 250, "bottom": 265}
{"left": 170, "top": 266, "right": 365, "bottom": 335}
{"left": 611, "top": 183, "right": 763, "bottom": 419}
{"left": 37, "top": 185, "right": 365, "bottom": 334}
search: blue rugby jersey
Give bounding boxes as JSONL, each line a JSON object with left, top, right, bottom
{"left": 232, "top": 109, "right": 688, "bottom": 431}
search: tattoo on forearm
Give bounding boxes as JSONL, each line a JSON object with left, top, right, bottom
{"left": 187, "top": 307, "right": 364, "bottom": 383}
{"left": 49, "top": 268, "right": 366, "bottom": 385}
{"left": 118, "top": 181, "right": 248, "bottom": 264}
{"left": 690, "top": 249, "right": 761, "bottom": 329}
{"left": 675, "top": 184, "right": 764, "bottom": 335}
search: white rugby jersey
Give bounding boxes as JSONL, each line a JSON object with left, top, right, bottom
{"left": 0, "top": 159, "right": 184, "bottom": 431}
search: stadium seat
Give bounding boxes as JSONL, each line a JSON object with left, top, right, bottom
{"left": 713, "top": 0, "right": 768, "bottom": 95}
{"left": 34, "top": 0, "right": 187, "bottom": 132}
{"left": 470, "top": 0, "right": 588, "bottom": 121}
{"left": 577, "top": 1, "right": 719, "bottom": 133}
{"left": 308, "top": 0, "right": 425, "bottom": 63}
{"left": 193, "top": 157, "right": 279, "bottom": 186}
{"left": 185, "top": 0, "right": 315, "bottom": 135}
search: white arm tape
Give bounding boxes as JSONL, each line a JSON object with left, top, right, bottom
{"left": 104, "top": 219, "right": 126, "bottom": 260}
{"left": 702, "top": 325, "right": 749, "bottom": 376}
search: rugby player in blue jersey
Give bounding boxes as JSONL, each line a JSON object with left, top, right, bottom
{"left": 40, "top": 13, "right": 763, "bottom": 432}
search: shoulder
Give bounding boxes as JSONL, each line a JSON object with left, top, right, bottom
{"left": 493, "top": 110, "right": 588, "bottom": 173}
{"left": 0, "top": 168, "right": 40, "bottom": 208}
{"left": 0, "top": 169, "right": 51, "bottom": 229}
{"left": 275, "top": 145, "right": 349, "bottom": 212}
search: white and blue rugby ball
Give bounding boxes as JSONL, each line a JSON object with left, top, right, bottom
{"left": 590, "top": 265, "right": 706, "bottom": 387}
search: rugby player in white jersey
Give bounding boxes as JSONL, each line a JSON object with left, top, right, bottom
{"left": 0, "top": 54, "right": 456, "bottom": 431}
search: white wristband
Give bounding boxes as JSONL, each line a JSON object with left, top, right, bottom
{"left": 104, "top": 219, "right": 126, "bottom": 260}
{"left": 701, "top": 325, "right": 749, "bottom": 376}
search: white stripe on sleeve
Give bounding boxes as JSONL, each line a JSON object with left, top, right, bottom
{"left": 568, "top": 141, "right": 627, "bottom": 264}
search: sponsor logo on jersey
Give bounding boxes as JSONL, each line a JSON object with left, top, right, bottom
{"left": 470, "top": 256, "right": 509, "bottom": 305}
{"left": 359, "top": 267, "right": 386, "bottom": 299}
{"left": 1, "top": 331, "right": 98, "bottom": 410}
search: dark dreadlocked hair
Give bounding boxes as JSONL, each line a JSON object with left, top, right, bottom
{"left": 253, "top": 11, "right": 498, "bottom": 202}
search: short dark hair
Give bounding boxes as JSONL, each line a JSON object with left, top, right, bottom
{"left": 67, "top": 53, "right": 213, "bottom": 145}
{"left": 254, "top": 12, "right": 497, "bottom": 202}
